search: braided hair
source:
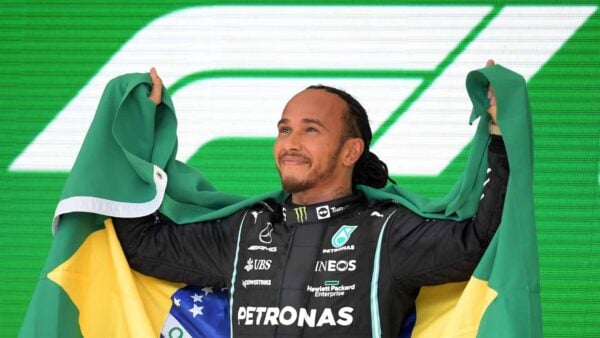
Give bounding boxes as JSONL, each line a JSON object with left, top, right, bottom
{"left": 307, "top": 85, "right": 396, "bottom": 189}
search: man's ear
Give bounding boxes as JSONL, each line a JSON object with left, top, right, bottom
{"left": 343, "top": 138, "right": 364, "bottom": 166}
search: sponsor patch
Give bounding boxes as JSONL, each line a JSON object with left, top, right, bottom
{"left": 294, "top": 207, "right": 308, "bottom": 223}
{"left": 314, "top": 260, "right": 356, "bottom": 272}
{"left": 322, "top": 245, "right": 355, "bottom": 254}
{"left": 237, "top": 306, "right": 353, "bottom": 327}
{"left": 316, "top": 205, "right": 331, "bottom": 220}
{"left": 370, "top": 211, "right": 384, "bottom": 218}
{"left": 331, "top": 225, "right": 358, "bottom": 248}
{"left": 330, "top": 205, "right": 346, "bottom": 213}
{"left": 259, "top": 222, "right": 273, "bottom": 244}
{"left": 248, "top": 245, "right": 277, "bottom": 252}
{"left": 244, "top": 258, "right": 272, "bottom": 272}
{"left": 251, "top": 210, "right": 264, "bottom": 223}
{"left": 306, "top": 282, "right": 356, "bottom": 298}
{"left": 242, "top": 279, "right": 271, "bottom": 288}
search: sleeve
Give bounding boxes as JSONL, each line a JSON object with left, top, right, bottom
{"left": 386, "top": 135, "right": 509, "bottom": 287}
{"left": 112, "top": 210, "right": 244, "bottom": 288}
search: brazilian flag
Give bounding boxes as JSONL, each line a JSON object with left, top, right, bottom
{"left": 19, "top": 65, "right": 541, "bottom": 337}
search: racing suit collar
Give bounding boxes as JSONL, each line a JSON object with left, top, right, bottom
{"left": 282, "top": 192, "right": 365, "bottom": 226}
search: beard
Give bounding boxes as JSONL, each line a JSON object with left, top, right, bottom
{"left": 278, "top": 149, "right": 340, "bottom": 194}
{"left": 280, "top": 176, "right": 316, "bottom": 194}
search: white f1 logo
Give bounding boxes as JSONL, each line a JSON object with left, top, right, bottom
{"left": 10, "top": 6, "right": 596, "bottom": 175}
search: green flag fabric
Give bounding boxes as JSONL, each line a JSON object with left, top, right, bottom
{"left": 19, "top": 65, "right": 541, "bottom": 337}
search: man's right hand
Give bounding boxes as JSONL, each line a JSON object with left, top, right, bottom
{"left": 148, "top": 67, "right": 163, "bottom": 106}
{"left": 485, "top": 59, "right": 497, "bottom": 125}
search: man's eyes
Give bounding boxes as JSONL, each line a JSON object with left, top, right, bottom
{"left": 278, "top": 127, "right": 319, "bottom": 134}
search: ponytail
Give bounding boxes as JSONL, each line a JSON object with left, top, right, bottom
{"left": 353, "top": 151, "right": 395, "bottom": 188}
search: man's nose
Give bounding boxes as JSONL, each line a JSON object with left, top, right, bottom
{"left": 284, "top": 132, "right": 302, "bottom": 151}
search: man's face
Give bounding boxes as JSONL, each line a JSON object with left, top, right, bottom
{"left": 273, "top": 88, "right": 348, "bottom": 194}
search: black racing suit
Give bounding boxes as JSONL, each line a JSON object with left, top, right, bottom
{"left": 114, "top": 136, "right": 509, "bottom": 338}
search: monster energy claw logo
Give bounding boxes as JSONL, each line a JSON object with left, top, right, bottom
{"left": 331, "top": 225, "right": 358, "bottom": 248}
{"left": 294, "top": 207, "right": 307, "bottom": 223}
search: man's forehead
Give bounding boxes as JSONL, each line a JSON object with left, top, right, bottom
{"left": 281, "top": 88, "right": 347, "bottom": 119}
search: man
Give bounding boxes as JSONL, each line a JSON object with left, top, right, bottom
{"left": 114, "top": 61, "right": 508, "bottom": 337}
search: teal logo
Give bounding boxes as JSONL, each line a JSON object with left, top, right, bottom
{"left": 331, "top": 225, "right": 358, "bottom": 248}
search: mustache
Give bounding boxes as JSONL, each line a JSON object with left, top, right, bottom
{"left": 279, "top": 151, "right": 311, "bottom": 162}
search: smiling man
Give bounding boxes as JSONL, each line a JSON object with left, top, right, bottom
{"left": 276, "top": 86, "right": 368, "bottom": 203}
{"left": 114, "top": 63, "right": 508, "bottom": 337}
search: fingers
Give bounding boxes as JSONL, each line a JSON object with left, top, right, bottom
{"left": 148, "top": 67, "right": 163, "bottom": 106}
{"left": 485, "top": 59, "right": 497, "bottom": 124}
{"left": 485, "top": 58, "right": 496, "bottom": 105}
{"left": 487, "top": 85, "right": 497, "bottom": 124}
{"left": 487, "top": 104, "right": 497, "bottom": 124}
{"left": 150, "top": 67, "right": 162, "bottom": 85}
{"left": 487, "top": 86, "right": 496, "bottom": 106}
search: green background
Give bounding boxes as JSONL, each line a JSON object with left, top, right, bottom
{"left": 1, "top": 1, "right": 599, "bottom": 337}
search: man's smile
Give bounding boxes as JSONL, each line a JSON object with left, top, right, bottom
{"left": 280, "top": 154, "right": 311, "bottom": 166}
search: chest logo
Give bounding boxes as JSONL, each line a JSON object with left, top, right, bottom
{"left": 294, "top": 207, "right": 308, "bottom": 223}
{"left": 251, "top": 210, "right": 264, "bottom": 223}
{"left": 370, "top": 211, "right": 384, "bottom": 218}
{"left": 331, "top": 225, "right": 358, "bottom": 248}
{"left": 244, "top": 258, "right": 272, "bottom": 272}
{"left": 259, "top": 222, "right": 273, "bottom": 244}
{"left": 316, "top": 205, "right": 330, "bottom": 220}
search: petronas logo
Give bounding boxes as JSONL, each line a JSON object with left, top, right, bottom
{"left": 294, "top": 207, "right": 307, "bottom": 223}
{"left": 331, "top": 225, "right": 358, "bottom": 248}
